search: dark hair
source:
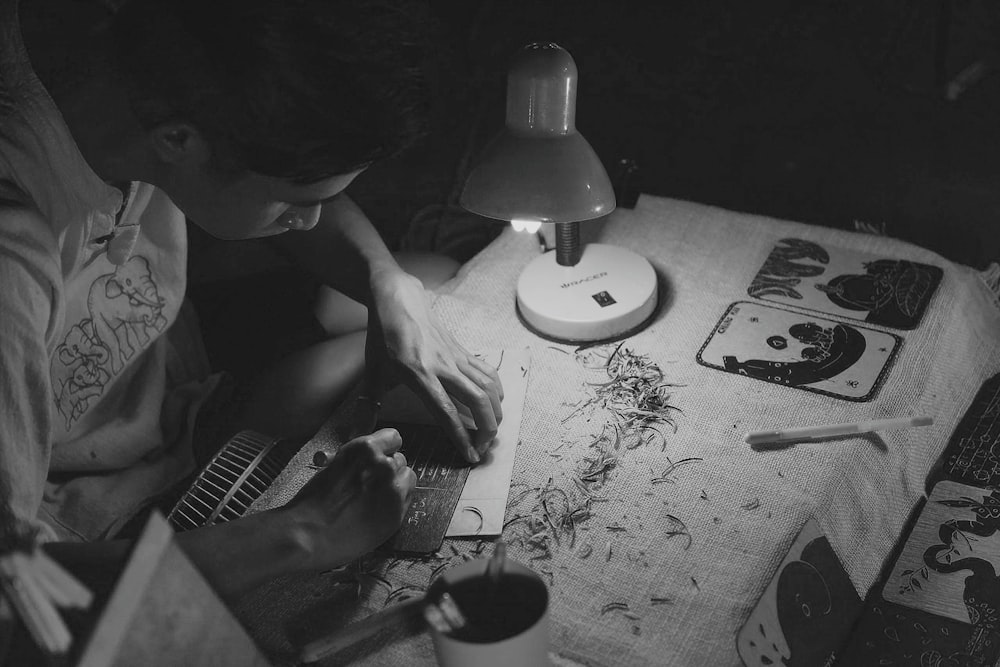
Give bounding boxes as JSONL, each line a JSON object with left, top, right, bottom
{"left": 111, "top": 0, "right": 434, "bottom": 182}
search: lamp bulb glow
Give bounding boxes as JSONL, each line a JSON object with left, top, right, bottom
{"left": 511, "top": 218, "right": 542, "bottom": 233}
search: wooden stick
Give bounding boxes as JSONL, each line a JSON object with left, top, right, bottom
{"left": 745, "top": 416, "right": 933, "bottom": 445}
{"left": 0, "top": 556, "right": 72, "bottom": 654}
{"left": 20, "top": 551, "right": 93, "bottom": 609}
{"left": 486, "top": 541, "right": 506, "bottom": 585}
{"left": 435, "top": 593, "right": 467, "bottom": 632}
{"left": 299, "top": 596, "right": 425, "bottom": 663}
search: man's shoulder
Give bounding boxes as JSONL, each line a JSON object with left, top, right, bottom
{"left": 0, "top": 177, "right": 46, "bottom": 227}
{"left": 0, "top": 178, "right": 59, "bottom": 251}
{"left": 0, "top": 177, "right": 33, "bottom": 208}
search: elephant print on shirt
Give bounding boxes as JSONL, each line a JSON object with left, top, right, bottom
{"left": 50, "top": 256, "right": 169, "bottom": 429}
{"left": 87, "top": 256, "right": 167, "bottom": 374}
{"left": 52, "top": 321, "right": 112, "bottom": 429}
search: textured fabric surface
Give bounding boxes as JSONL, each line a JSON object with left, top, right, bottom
{"left": 237, "top": 195, "right": 1000, "bottom": 667}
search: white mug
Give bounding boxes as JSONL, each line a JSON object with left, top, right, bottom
{"left": 427, "top": 557, "right": 549, "bottom": 667}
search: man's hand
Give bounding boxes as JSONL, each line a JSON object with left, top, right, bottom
{"left": 266, "top": 194, "right": 502, "bottom": 462}
{"left": 286, "top": 429, "right": 416, "bottom": 570}
{"left": 368, "top": 268, "right": 503, "bottom": 463}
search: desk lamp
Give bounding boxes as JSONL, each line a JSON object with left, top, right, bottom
{"left": 460, "top": 42, "right": 659, "bottom": 343}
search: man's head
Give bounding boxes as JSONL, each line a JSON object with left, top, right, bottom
{"left": 109, "top": 0, "right": 434, "bottom": 237}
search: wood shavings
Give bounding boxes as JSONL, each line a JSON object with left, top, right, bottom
{"left": 664, "top": 514, "right": 692, "bottom": 550}
{"left": 429, "top": 562, "right": 450, "bottom": 584}
{"left": 650, "top": 457, "right": 703, "bottom": 484}
{"left": 460, "top": 506, "right": 485, "bottom": 535}
{"left": 741, "top": 498, "right": 761, "bottom": 511}
{"left": 504, "top": 479, "right": 594, "bottom": 558}
{"left": 578, "top": 449, "right": 618, "bottom": 486}
{"left": 600, "top": 601, "right": 630, "bottom": 615}
{"left": 357, "top": 572, "right": 392, "bottom": 595}
{"left": 650, "top": 597, "right": 673, "bottom": 606}
{"left": 384, "top": 585, "right": 425, "bottom": 605}
{"left": 570, "top": 343, "right": 683, "bottom": 452}
{"left": 504, "top": 344, "right": 693, "bottom": 568}
{"left": 599, "top": 601, "right": 641, "bottom": 624}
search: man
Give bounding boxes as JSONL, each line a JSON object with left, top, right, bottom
{"left": 0, "top": 0, "right": 502, "bottom": 599}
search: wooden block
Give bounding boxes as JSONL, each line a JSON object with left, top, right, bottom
{"left": 380, "top": 421, "right": 470, "bottom": 555}
{"left": 76, "top": 512, "right": 270, "bottom": 667}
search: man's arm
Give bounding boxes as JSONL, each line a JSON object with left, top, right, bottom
{"left": 267, "top": 195, "right": 503, "bottom": 462}
{"left": 44, "top": 430, "right": 415, "bottom": 602}
{"left": 267, "top": 194, "right": 394, "bottom": 306}
{"left": 43, "top": 506, "right": 308, "bottom": 602}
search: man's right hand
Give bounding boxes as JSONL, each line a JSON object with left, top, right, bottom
{"left": 285, "top": 428, "right": 416, "bottom": 569}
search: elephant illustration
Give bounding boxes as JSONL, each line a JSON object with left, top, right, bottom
{"left": 87, "top": 256, "right": 168, "bottom": 374}
{"left": 51, "top": 320, "right": 112, "bottom": 428}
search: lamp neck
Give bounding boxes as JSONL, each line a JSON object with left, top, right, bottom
{"left": 555, "top": 222, "right": 581, "bottom": 266}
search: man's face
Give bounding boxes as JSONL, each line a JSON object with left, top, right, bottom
{"left": 163, "top": 165, "right": 365, "bottom": 240}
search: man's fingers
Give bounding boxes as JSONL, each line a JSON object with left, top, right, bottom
{"left": 440, "top": 372, "right": 498, "bottom": 454}
{"left": 396, "top": 463, "right": 417, "bottom": 496}
{"left": 316, "top": 428, "right": 402, "bottom": 475}
{"left": 468, "top": 355, "right": 504, "bottom": 403}
{"left": 417, "top": 377, "right": 480, "bottom": 463}
{"left": 366, "top": 427, "right": 403, "bottom": 455}
{"left": 464, "top": 356, "right": 503, "bottom": 427}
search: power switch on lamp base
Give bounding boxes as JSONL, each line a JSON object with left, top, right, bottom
{"left": 515, "top": 243, "right": 658, "bottom": 343}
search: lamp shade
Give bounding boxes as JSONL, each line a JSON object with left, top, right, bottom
{"left": 460, "top": 43, "right": 615, "bottom": 223}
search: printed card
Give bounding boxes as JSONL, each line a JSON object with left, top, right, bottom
{"left": 931, "top": 373, "right": 1000, "bottom": 490}
{"left": 748, "top": 238, "right": 943, "bottom": 329}
{"left": 697, "top": 301, "right": 901, "bottom": 401}
{"left": 885, "top": 481, "right": 1000, "bottom": 627}
{"left": 737, "top": 518, "right": 862, "bottom": 667}
{"left": 837, "top": 598, "right": 989, "bottom": 667}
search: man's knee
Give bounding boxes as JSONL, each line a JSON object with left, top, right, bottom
{"left": 395, "top": 252, "right": 460, "bottom": 291}
{"left": 313, "top": 252, "right": 460, "bottom": 336}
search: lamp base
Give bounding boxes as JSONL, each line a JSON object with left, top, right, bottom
{"left": 515, "top": 243, "right": 659, "bottom": 343}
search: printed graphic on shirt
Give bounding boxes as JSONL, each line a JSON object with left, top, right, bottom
{"left": 51, "top": 256, "right": 168, "bottom": 429}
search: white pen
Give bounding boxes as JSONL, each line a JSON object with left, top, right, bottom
{"left": 745, "top": 416, "right": 933, "bottom": 445}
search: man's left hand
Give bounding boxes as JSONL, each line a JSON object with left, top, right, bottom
{"left": 367, "top": 268, "right": 503, "bottom": 463}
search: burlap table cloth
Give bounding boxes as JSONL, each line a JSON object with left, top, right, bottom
{"left": 236, "top": 195, "right": 1000, "bottom": 666}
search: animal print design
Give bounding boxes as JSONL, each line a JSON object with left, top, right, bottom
{"left": 50, "top": 256, "right": 168, "bottom": 429}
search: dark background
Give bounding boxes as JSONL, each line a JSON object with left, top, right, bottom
{"left": 190, "top": 0, "right": 1000, "bottom": 283}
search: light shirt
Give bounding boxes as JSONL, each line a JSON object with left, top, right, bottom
{"left": 0, "top": 3, "right": 217, "bottom": 540}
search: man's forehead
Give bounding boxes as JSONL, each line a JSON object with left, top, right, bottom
{"left": 267, "top": 168, "right": 365, "bottom": 205}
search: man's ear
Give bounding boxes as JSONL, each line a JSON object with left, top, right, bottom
{"left": 149, "top": 123, "right": 211, "bottom": 167}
